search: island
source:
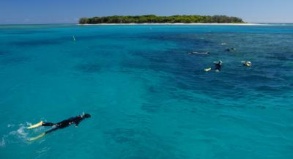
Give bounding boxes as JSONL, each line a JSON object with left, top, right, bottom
{"left": 79, "top": 15, "right": 244, "bottom": 24}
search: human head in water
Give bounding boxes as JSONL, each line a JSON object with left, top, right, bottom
{"left": 81, "top": 113, "right": 91, "bottom": 118}
{"left": 214, "top": 60, "right": 222, "bottom": 72}
{"left": 244, "top": 61, "right": 252, "bottom": 67}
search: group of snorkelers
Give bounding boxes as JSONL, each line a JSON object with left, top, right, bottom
{"left": 189, "top": 47, "right": 252, "bottom": 72}
{"left": 204, "top": 60, "right": 252, "bottom": 72}
{"left": 26, "top": 48, "right": 252, "bottom": 141}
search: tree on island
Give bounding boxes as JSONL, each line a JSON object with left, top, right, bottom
{"left": 79, "top": 15, "right": 244, "bottom": 24}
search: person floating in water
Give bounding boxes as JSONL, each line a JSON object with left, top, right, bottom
{"left": 214, "top": 60, "right": 223, "bottom": 72}
{"left": 242, "top": 61, "right": 252, "bottom": 67}
{"left": 204, "top": 60, "right": 223, "bottom": 72}
{"left": 188, "top": 51, "right": 209, "bottom": 55}
{"left": 27, "top": 113, "right": 91, "bottom": 141}
{"left": 225, "top": 48, "right": 236, "bottom": 52}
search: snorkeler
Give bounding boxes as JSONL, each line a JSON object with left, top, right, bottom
{"left": 204, "top": 60, "right": 223, "bottom": 72}
{"left": 27, "top": 113, "right": 91, "bottom": 141}
{"left": 188, "top": 51, "right": 209, "bottom": 55}
{"left": 225, "top": 48, "right": 236, "bottom": 52}
{"left": 242, "top": 61, "right": 252, "bottom": 67}
{"left": 214, "top": 60, "right": 223, "bottom": 71}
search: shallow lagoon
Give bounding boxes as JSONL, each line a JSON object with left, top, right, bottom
{"left": 0, "top": 24, "right": 292, "bottom": 159}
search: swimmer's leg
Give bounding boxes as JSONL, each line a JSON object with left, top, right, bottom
{"left": 42, "top": 122, "right": 55, "bottom": 126}
{"left": 27, "top": 121, "right": 44, "bottom": 129}
{"left": 44, "top": 127, "right": 58, "bottom": 134}
{"left": 28, "top": 127, "right": 58, "bottom": 141}
{"left": 27, "top": 122, "right": 55, "bottom": 129}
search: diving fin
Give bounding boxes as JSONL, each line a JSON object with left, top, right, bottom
{"left": 27, "top": 121, "right": 43, "bottom": 129}
{"left": 28, "top": 133, "right": 45, "bottom": 141}
{"left": 204, "top": 67, "right": 212, "bottom": 72}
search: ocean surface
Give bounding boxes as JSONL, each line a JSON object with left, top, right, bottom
{"left": 0, "top": 24, "right": 292, "bottom": 159}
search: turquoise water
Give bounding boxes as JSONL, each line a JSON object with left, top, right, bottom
{"left": 0, "top": 24, "right": 292, "bottom": 159}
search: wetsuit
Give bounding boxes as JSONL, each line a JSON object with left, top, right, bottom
{"left": 215, "top": 62, "right": 222, "bottom": 71}
{"left": 42, "top": 114, "right": 90, "bottom": 134}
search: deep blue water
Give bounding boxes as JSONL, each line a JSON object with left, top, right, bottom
{"left": 0, "top": 24, "right": 292, "bottom": 159}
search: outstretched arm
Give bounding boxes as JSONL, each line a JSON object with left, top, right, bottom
{"left": 74, "top": 120, "right": 81, "bottom": 127}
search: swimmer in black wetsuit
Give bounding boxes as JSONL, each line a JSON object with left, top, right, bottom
{"left": 214, "top": 60, "right": 222, "bottom": 72}
{"left": 204, "top": 60, "right": 223, "bottom": 72}
{"left": 27, "top": 113, "right": 91, "bottom": 141}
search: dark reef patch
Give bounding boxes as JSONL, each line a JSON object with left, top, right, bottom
{"left": 141, "top": 103, "right": 160, "bottom": 113}
{"left": 0, "top": 50, "right": 9, "bottom": 56}
{"left": 74, "top": 63, "right": 102, "bottom": 73}
{"left": 0, "top": 56, "right": 30, "bottom": 65}
{"left": 103, "top": 128, "right": 141, "bottom": 144}
{"left": 10, "top": 39, "right": 62, "bottom": 47}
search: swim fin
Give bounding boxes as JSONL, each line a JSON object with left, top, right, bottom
{"left": 28, "top": 133, "right": 45, "bottom": 141}
{"left": 27, "top": 121, "right": 43, "bottom": 129}
{"left": 204, "top": 67, "right": 211, "bottom": 72}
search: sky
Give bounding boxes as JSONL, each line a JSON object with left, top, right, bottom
{"left": 0, "top": 0, "right": 292, "bottom": 24}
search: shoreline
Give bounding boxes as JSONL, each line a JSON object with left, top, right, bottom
{"left": 0, "top": 23, "right": 283, "bottom": 27}
{"left": 77, "top": 23, "right": 266, "bottom": 26}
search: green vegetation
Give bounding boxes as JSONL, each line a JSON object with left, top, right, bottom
{"left": 79, "top": 15, "right": 244, "bottom": 24}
